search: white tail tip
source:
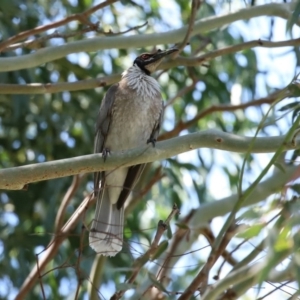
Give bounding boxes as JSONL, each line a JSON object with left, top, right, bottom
{"left": 89, "top": 231, "right": 122, "bottom": 257}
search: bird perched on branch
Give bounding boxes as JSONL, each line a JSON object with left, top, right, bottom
{"left": 89, "top": 47, "right": 178, "bottom": 256}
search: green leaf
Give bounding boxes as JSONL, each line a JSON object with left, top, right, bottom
{"left": 278, "top": 101, "right": 300, "bottom": 112}
{"left": 257, "top": 250, "right": 290, "bottom": 293}
{"left": 176, "top": 222, "right": 190, "bottom": 229}
{"left": 274, "top": 227, "right": 293, "bottom": 252}
{"left": 292, "top": 108, "right": 300, "bottom": 123}
{"left": 236, "top": 223, "right": 264, "bottom": 239}
{"left": 288, "top": 81, "right": 300, "bottom": 97}
{"left": 237, "top": 208, "right": 262, "bottom": 221}
{"left": 286, "top": 1, "right": 300, "bottom": 34}
{"left": 148, "top": 272, "right": 169, "bottom": 294}
{"left": 151, "top": 240, "right": 169, "bottom": 261}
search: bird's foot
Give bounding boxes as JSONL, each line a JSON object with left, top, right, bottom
{"left": 102, "top": 148, "right": 111, "bottom": 161}
{"left": 147, "top": 137, "right": 157, "bottom": 147}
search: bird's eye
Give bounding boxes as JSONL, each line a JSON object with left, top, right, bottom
{"left": 141, "top": 54, "right": 150, "bottom": 60}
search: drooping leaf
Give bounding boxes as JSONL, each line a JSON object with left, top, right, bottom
{"left": 236, "top": 223, "right": 265, "bottom": 239}
{"left": 151, "top": 240, "right": 169, "bottom": 261}
{"left": 148, "top": 272, "right": 169, "bottom": 294}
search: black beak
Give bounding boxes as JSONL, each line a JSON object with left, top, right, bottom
{"left": 152, "top": 48, "right": 178, "bottom": 61}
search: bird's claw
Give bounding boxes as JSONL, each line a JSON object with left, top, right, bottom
{"left": 147, "top": 137, "right": 157, "bottom": 147}
{"left": 102, "top": 148, "right": 111, "bottom": 161}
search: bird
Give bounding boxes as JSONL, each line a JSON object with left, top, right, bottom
{"left": 89, "top": 47, "right": 178, "bottom": 256}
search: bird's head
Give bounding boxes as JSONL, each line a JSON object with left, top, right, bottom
{"left": 133, "top": 48, "right": 178, "bottom": 75}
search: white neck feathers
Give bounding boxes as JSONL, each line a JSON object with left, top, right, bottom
{"left": 121, "top": 64, "right": 161, "bottom": 98}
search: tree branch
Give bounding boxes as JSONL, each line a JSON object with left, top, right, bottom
{"left": 3, "top": 21, "right": 148, "bottom": 52}
{"left": 54, "top": 175, "right": 82, "bottom": 233}
{"left": 16, "top": 156, "right": 299, "bottom": 300}
{"left": 0, "top": 2, "right": 296, "bottom": 72}
{"left": 201, "top": 252, "right": 289, "bottom": 300}
{"left": 165, "top": 80, "right": 197, "bottom": 107}
{"left": 0, "top": 74, "right": 119, "bottom": 94}
{"left": 163, "top": 38, "right": 300, "bottom": 70}
{"left": 15, "top": 193, "right": 94, "bottom": 300}
{"left": 180, "top": 116, "right": 300, "bottom": 298}
{"left": 0, "top": 0, "right": 118, "bottom": 52}
{"left": 215, "top": 245, "right": 293, "bottom": 299}
{"left": 173, "top": 0, "right": 200, "bottom": 58}
{"left": 160, "top": 88, "right": 290, "bottom": 140}
{"left": 141, "top": 163, "right": 300, "bottom": 291}
{"left": 110, "top": 205, "right": 179, "bottom": 300}
{"left": 1, "top": 130, "right": 300, "bottom": 190}
{"left": 1, "top": 38, "right": 299, "bottom": 94}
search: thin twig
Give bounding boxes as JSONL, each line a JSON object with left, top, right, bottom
{"left": 257, "top": 281, "right": 293, "bottom": 300}
{"left": 165, "top": 80, "right": 197, "bottom": 107}
{"left": 0, "top": 0, "right": 118, "bottom": 52}
{"left": 201, "top": 227, "right": 238, "bottom": 269}
{"left": 156, "top": 211, "right": 195, "bottom": 283}
{"left": 146, "top": 211, "right": 196, "bottom": 299}
{"left": 213, "top": 239, "right": 246, "bottom": 280}
{"left": 178, "top": 223, "right": 237, "bottom": 300}
{"left": 5, "top": 26, "right": 100, "bottom": 52}
{"left": 74, "top": 225, "right": 87, "bottom": 300}
{"left": 36, "top": 254, "right": 46, "bottom": 300}
{"left": 4, "top": 21, "right": 148, "bottom": 52}
{"left": 110, "top": 205, "right": 180, "bottom": 300}
{"left": 160, "top": 87, "right": 291, "bottom": 140}
{"left": 173, "top": 0, "right": 201, "bottom": 58}
{"left": 22, "top": 176, "right": 83, "bottom": 300}
{"left": 0, "top": 74, "right": 120, "bottom": 95}
{"left": 191, "top": 35, "right": 212, "bottom": 55}
{"left": 15, "top": 194, "right": 95, "bottom": 300}
{"left": 166, "top": 38, "right": 300, "bottom": 69}
{"left": 206, "top": 203, "right": 295, "bottom": 300}
{"left": 55, "top": 175, "right": 82, "bottom": 234}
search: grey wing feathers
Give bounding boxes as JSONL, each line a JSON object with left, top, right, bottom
{"left": 116, "top": 164, "right": 145, "bottom": 209}
{"left": 94, "top": 84, "right": 118, "bottom": 194}
{"left": 148, "top": 101, "right": 164, "bottom": 143}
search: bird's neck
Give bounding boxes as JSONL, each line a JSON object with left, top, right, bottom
{"left": 121, "top": 64, "right": 161, "bottom": 98}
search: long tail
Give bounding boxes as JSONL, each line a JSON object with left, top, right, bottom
{"left": 89, "top": 189, "right": 124, "bottom": 256}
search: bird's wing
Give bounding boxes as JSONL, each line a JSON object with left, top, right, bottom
{"left": 94, "top": 84, "right": 119, "bottom": 194}
{"left": 148, "top": 101, "right": 164, "bottom": 143}
{"left": 116, "top": 164, "right": 145, "bottom": 209}
{"left": 116, "top": 101, "right": 164, "bottom": 209}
